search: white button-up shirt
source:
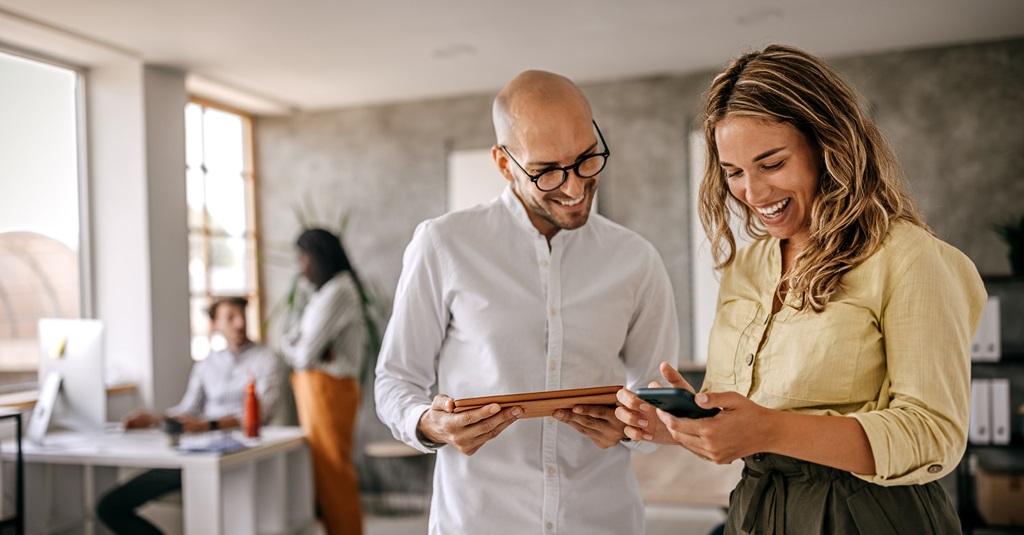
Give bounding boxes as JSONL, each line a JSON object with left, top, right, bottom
{"left": 375, "top": 186, "right": 680, "bottom": 535}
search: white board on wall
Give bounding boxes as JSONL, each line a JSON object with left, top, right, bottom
{"left": 447, "top": 148, "right": 508, "bottom": 212}
{"left": 689, "top": 131, "right": 752, "bottom": 364}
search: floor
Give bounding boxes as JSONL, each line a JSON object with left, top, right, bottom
{"left": 350, "top": 504, "right": 727, "bottom": 535}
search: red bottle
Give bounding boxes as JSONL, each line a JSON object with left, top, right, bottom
{"left": 244, "top": 378, "right": 260, "bottom": 438}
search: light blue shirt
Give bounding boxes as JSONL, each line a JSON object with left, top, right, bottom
{"left": 169, "top": 342, "right": 283, "bottom": 424}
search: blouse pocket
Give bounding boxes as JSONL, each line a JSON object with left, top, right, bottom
{"left": 760, "top": 301, "right": 883, "bottom": 404}
{"left": 705, "top": 300, "right": 763, "bottom": 387}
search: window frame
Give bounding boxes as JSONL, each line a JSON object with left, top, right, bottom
{"left": 0, "top": 43, "right": 92, "bottom": 320}
{"left": 184, "top": 97, "right": 264, "bottom": 358}
{"left": 0, "top": 44, "right": 91, "bottom": 390}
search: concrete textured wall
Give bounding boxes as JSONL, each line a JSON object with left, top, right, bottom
{"left": 255, "top": 39, "right": 1024, "bottom": 474}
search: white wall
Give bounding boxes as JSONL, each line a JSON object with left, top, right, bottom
{"left": 446, "top": 148, "right": 507, "bottom": 212}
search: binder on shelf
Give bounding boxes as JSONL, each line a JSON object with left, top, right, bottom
{"left": 970, "top": 378, "right": 992, "bottom": 444}
{"left": 991, "top": 378, "right": 1011, "bottom": 445}
{"left": 970, "top": 296, "right": 1001, "bottom": 362}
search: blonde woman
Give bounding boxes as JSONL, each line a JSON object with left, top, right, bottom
{"left": 617, "top": 45, "right": 986, "bottom": 533}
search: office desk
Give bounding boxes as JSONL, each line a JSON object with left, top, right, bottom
{"left": 1, "top": 426, "right": 315, "bottom": 535}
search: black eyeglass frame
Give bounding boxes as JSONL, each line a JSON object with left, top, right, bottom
{"left": 500, "top": 120, "right": 610, "bottom": 192}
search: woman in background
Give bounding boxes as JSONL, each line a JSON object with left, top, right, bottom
{"left": 281, "top": 227, "right": 367, "bottom": 535}
{"left": 616, "top": 44, "right": 986, "bottom": 533}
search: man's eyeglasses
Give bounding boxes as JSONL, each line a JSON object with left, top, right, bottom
{"left": 500, "top": 121, "right": 610, "bottom": 192}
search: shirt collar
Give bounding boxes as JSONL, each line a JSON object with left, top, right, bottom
{"left": 225, "top": 340, "right": 254, "bottom": 359}
{"left": 500, "top": 184, "right": 539, "bottom": 236}
{"left": 498, "top": 184, "right": 583, "bottom": 245}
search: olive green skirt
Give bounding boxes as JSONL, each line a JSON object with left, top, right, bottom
{"left": 724, "top": 453, "right": 960, "bottom": 534}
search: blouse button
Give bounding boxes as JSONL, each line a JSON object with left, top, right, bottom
{"left": 927, "top": 464, "right": 943, "bottom": 474}
{"left": 745, "top": 354, "right": 754, "bottom": 366}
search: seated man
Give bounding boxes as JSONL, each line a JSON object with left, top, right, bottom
{"left": 96, "top": 296, "right": 283, "bottom": 535}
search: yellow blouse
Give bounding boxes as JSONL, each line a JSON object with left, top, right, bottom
{"left": 703, "top": 220, "right": 986, "bottom": 486}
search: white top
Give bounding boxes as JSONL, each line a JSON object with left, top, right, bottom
{"left": 169, "top": 342, "right": 283, "bottom": 424}
{"left": 281, "top": 271, "right": 367, "bottom": 379}
{"left": 375, "top": 186, "right": 680, "bottom": 535}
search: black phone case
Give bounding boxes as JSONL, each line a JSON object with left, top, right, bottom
{"left": 636, "top": 388, "right": 720, "bottom": 419}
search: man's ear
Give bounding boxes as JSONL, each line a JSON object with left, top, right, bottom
{"left": 491, "top": 145, "right": 515, "bottom": 183}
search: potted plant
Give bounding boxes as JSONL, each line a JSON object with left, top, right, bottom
{"left": 993, "top": 214, "right": 1024, "bottom": 275}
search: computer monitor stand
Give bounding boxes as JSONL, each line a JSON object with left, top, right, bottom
{"left": 26, "top": 372, "right": 61, "bottom": 445}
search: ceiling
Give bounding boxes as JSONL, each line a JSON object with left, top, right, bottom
{"left": 1, "top": 0, "right": 1023, "bottom": 114}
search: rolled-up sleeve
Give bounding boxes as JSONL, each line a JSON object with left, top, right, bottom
{"left": 851, "top": 242, "right": 986, "bottom": 485}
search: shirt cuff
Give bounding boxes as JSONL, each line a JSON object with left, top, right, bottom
{"left": 619, "top": 437, "right": 659, "bottom": 453}
{"left": 404, "top": 403, "right": 442, "bottom": 453}
{"left": 848, "top": 412, "right": 949, "bottom": 486}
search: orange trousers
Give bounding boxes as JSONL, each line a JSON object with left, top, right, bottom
{"left": 291, "top": 371, "right": 363, "bottom": 535}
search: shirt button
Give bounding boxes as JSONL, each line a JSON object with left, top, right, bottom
{"left": 745, "top": 353, "right": 754, "bottom": 366}
{"left": 550, "top": 307, "right": 557, "bottom": 316}
{"left": 540, "top": 259, "right": 549, "bottom": 267}
{"left": 927, "top": 464, "right": 943, "bottom": 474}
{"left": 546, "top": 521, "right": 553, "bottom": 530}
{"left": 549, "top": 362, "right": 557, "bottom": 371}
{"left": 547, "top": 467, "right": 556, "bottom": 476}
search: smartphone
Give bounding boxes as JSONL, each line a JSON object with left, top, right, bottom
{"left": 635, "top": 388, "right": 720, "bottom": 419}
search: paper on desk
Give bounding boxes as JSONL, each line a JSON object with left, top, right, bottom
{"left": 177, "top": 431, "right": 249, "bottom": 453}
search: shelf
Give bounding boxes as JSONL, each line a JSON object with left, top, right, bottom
{"left": 972, "top": 354, "right": 1024, "bottom": 366}
{"left": 981, "top": 274, "right": 1024, "bottom": 282}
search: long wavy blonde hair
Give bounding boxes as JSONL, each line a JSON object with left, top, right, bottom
{"left": 698, "top": 44, "right": 929, "bottom": 312}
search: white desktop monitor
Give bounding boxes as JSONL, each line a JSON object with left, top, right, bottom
{"left": 35, "top": 318, "right": 106, "bottom": 435}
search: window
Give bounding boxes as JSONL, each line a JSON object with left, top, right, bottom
{"left": 185, "top": 100, "right": 261, "bottom": 360}
{"left": 0, "top": 50, "right": 84, "bottom": 388}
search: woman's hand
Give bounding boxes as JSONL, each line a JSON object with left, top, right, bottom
{"left": 656, "top": 391, "right": 774, "bottom": 464}
{"left": 615, "top": 362, "right": 694, "bottom": 444}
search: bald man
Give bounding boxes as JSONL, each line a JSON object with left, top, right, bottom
{"left": 375, "top": 70, "right": 680, "bottom": 535}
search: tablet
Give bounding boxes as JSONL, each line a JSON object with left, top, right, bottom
{"left": 453, "top": 385, "right": 622, "bottom": 418}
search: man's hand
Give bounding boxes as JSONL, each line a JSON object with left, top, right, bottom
{"left": 615, "top": 361, "right": 694, "bottom": 444}
{"left": 553, "top": 404, "right": 627, "bottom": 449}
{"left": 124, "top": 411, "right": 159, "bottom": 430}
{"left": 418, "top": 394, "right": 523, "bottom": 455}
{"left": 175, "top": 414, "right": 212, "bottom": 434}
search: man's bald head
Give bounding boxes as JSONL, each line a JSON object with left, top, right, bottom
{"left": 493, "top": 70, "right": 593, "bottom": 148}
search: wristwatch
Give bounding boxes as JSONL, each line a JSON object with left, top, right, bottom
{"left": 208, "top": 419, "right": 219, "bottom": 431}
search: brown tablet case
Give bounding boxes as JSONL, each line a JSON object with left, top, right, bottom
{"left": 453, "top": 385, "right": 622, "bottom": 418}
